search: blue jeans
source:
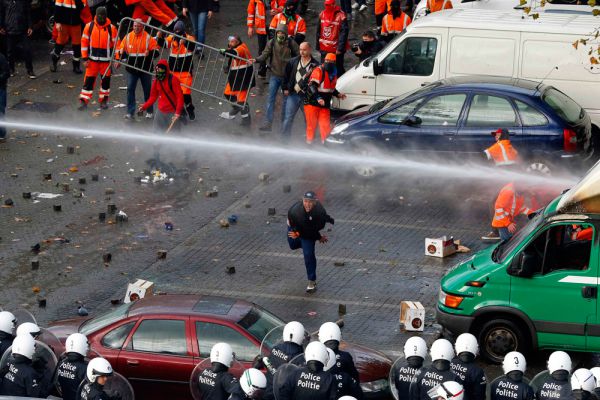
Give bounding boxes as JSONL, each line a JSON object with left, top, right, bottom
{"left": 287, "top": 227, "right": 317, "bottom": 281}
{"left": 189, "top": 11, "right": 208, "bottom": 45}
{"left": 127, "top": 72, "right": 153, "bottom": 116}
{"left": 266, "top": 76, "right": 287, "bottom": 124}
{"left": 499, "top": 227, "right": 512, "bottom": 241}
{"left": 281, "top": 92, "right": 304, "bottom": 138}
{"left": 0, "top": 88, "right": 5, "bottom": 139}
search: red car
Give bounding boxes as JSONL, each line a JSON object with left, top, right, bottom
{"left": 47, "top": 295, "right": 392, "bottom": 400}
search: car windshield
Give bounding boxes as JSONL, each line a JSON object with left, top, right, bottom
{"left": 495, "top": 211, "right": 545, "bottom": 263}
{"left": 542, "top": 87, "right": 584, "bottom": 125}
{"left": 237, "top": 306, "right": 284, "bottom": 348}
{"left": 79, "top": 302, "right": 133, "bottom": 335}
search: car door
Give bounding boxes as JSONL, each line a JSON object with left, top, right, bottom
{"left": 512, "top": 99, "right": 556, "bottom": 157}
{"left": 116, "top": 317, "right": 195, "bottom": 399}
{"left": 375, "top": 35, "right": 441, "bottom": 102}
{"left": 509, "top": 222, "right": 597, "bottom": 350}
{"left": 455, "top": 92, "right": 523, "bottom": 156}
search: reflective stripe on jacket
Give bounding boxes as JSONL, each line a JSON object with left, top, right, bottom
{"left": 247, "top": 0, "right": 267, "bottom": 34}
{"left": 484, "top": 140, "right": 518, "bottom": 166}
{"left": 81, "top": 17, "right": 117, "bottom": 61}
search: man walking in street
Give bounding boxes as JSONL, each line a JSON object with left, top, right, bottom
{"left": 255, "top": 22, "right": 299, "bottom": 132}
{"left": 287, "top": 191, "right": 334, "bottom": 293}
{"left": 281, "top": 41, "right": 318, "bottom": 140}
{"left": 317, "top": 0, "right": 349, "bottom": 75}
{"left": 0, "top": 0, "right": 35, "bottom": 78}
{"left": 50, "top": 0, "right": 86, "bottom": 74}
{"left": 116, "top": 19, "right": 159, "bottom": 120}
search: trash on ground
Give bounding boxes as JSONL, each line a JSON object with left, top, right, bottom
{"left": 425, "top": 236, "right": 457, "bottom": 258}
{"left": 227, "top": 215, "right": 238, "bottom": 224}
{"left": 116, "top": 210, "right": 128, "bottom": 222}
{"left": 219, "top": 219, "right": 230, "bottom": 228}
{"left": 32, "top": 192, "right": 62, "bottom": 199}
{"left": 258, "top": 172, "right": 269, "bottom": 182}
{"left": 225, "top": 266, "right": 236, "bottom": 274}
{"left": 400, "top": 301, "right": 425, "bottom": 332}
{"left": 164, "top": 222, "right": 174, "bottom": 231}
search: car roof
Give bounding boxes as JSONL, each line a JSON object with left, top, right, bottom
{"left": 127, "top": 294, "right": 254, "bottom": 322}
{"left": 428, "top": 76, "right": 545, "bottom": 97}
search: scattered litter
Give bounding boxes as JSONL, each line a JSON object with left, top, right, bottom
{"left": 107, "top": 204, "right": 117, "bottom": 214}
{"left": 225, "top": 266, "right": 236, "bottom": 274}
{"left": 32, "top": 286, "right": 41, "bottom": 294}
{"left": 14, "top": 216, "right": 31, "bottom": 222}
{"left": 116, "top": 210, "right": 128, "bottom": 222}
{"left": 338, "top": 304, "right": 347, "bottom": 315}
{"left": 244, "top": 204, "right": 251, "bottom": 208}
{"left": 68, "top": 166, "right": 79, "bottom": 172}
{"left": 98, "top": 212, "right": 106, "bottom": 221}
{"left": 10, "top": 173, "right": 18, "bottom": 178}
{"left": 31, "top": 259, "right": 39, "bottom": 270}
{"left": 62, "top": 183, "right": 70, "bottom": 192}
{"left": 164, "top": 222, "right": 174, "bottom": 231}
{"left": 128, "top": 168, "right": 135, "bottom": 173}
{"left": 59, "top": 60, "right": 67, "bottom": 65}
{"left": 53, "top": 205, "right": 62, "bottom": 212}
{"left": 258, "top": 172, "right": 269, "bottom": 182}
{"left": 105, "top": 188, "right": 115, "bottom": 195}
{"left": 32, "top": 192, "right": 62, "bottom": 199}
{"left": 83, "top": 135, "right": 93, "bottom": 139}
{"left": 113, "top": 103, "right": 126, "bottom": 108}
{"left": 52, "top": 79, "right": 62, "bottom": 84}
{"left": 119, "top": 86, "right": 127, "bottom": 90}
{"left": 92, "top": 112, "right": 101, "bottom": 117}
{"left": 91, "top": 174, "right": 99, "bottom": 181}
{"left": 102, "top": 253, "right": 112, "bottom": 263}
{"left": 111, "top": 299, "right": 121, "bottom": 305}
{"left": 66, "top": 146, "right": 75, "bottom": 154}
{"left": 82, "top": 155, "right": 106, "bottom": 166}
{"left": 4, "top": 198, "right": 14, "bottom": 206}
{"left": 77, "top": 305, "right": 88, "bottom": 316}
{"left": 135, "top": 233, "right": 149, "bottom": 239}
{"left": 46, "top": 158, "right": 55, "bottom": 163}
{"left": 219, "top": 219, "right": 230, "bottom": 228}
{"left": 79, "top": 178, "right": 86, "bottom": 184}
{"left": 31, "top": 243, "right": 40, "bottom": 253}
{"left": 43, "top": 173, "right": 52, "bottom": 180}
{"left": 66, "top": 84, "right": 75, "bottom": 89}
{"left": 283, "top": 185, "right": 291, "bottom": 193}
{"left": 227, "top": 215, "right": 238, "bottom": 224}
{"left": 307, "top": 311, "right": 317, "bottom": 316}
{"left": 205, "top": 188, "right": 218, "bottom": 197}
{"left": 38, "top": 299, "right": 47, "bottom": 308}
{"left": 267, "top": 208, "right": 276, "bottom": 216}
{"left": 334, "top": 261, "right": 345, "bottom": 267}
{"left": 157, "top": 250, "right": 167, "bottom": 259}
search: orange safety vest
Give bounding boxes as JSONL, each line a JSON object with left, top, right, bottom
{"left": 492, "top": 183, "right": 533, "bottom": 228}
{"left": 247, "top": 0, "right": 267, "bottom": 35}
{"left": 318, "top": 8, "right": 346, "bottom": 54}
{"left": 427, "top": 0, "right": 452, "bottom": 12}
{"left": 117, "top": 30, "right": 158, "bottom": 64}
{"left": 166, "top": 33, "right": 196, "bottom": 73}
{"left": 374, "top": 0, "right": 392, "bottom": 15}
{"left": 310, "top": 66, "right": 337, "bottom": 93}
{"left": 484, "top": 139, "right": 518, "bottom": 166}
{"left": 270, "top": 0, "right": 285, "bottom": 13}
{"left": 381, "top": 12, "right": 411, "bottom": 35}
{"left": 230, "top": 42, "right": 253, "bottom": 70}
{"left": 270, "top": 13, "right": 306, "bottom": 37}
{"left": 81, "top": 18, "right": 117, "bottom": 61}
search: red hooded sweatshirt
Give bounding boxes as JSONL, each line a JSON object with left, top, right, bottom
{"left": 141, "top": 59, "right": 184, "bottom": 116}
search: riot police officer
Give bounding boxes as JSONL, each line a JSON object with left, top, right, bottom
{"left": 324, "top": 348, "right": 363, "bottom": 399}
{"left": 230, "top": 368, "right": 267, "bottom": 400}
{"left": 57, "top": 333, "right": 89, "bottom": 400}
{"left": 436, "top": 381, "right": 465, "bottom": 400}
{"left": 318, "top": 322, "right": 360, "bottom": 381}
{"left": 0, "top": 311, "right": 16, "bottom": 357}
{"left": 78, "top": 357, "right": 121, "bottom": 400}
{"left": 410, "top": 339, "right": 458, "bottom": 400}
{"left": 196, "top": 342, "right": 242, "bottom": 400}
{"left": 278, "top": 341, "right": 337, "bottom": 400}
{"left": 490, "top": 352, "right": 534, "bottom": 400}
{"left": 16, "top": 321, "right": 41, "bottom": 338}
{"left": 536, "top": 351, "right": 572, "bottom": 400}
{"left": 394, "top": 336, "right": 428, "bottom": 400}
{"left": 451, "top": 333, "right": 486, "bottom": 400}
{"left": 0, "top": 334, "right": 41, "bottom": 397}
{"left": 571, "top": 369, "right": 595, "bottom": 400}
{"left": 16, "top": 321, "right": 53, "bottom": 397}
{"left": 589, "top": 367, "right": 600, "bottom": 400}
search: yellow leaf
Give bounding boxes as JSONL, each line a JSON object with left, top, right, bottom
{"left": 519, "top": 0, "right": 527, "bottom": 5}
{"left": 540, "top": 0, "right": 546, "bottom": 6}
{"left": 593, "top": 8, "right": 600, "bottom": 15}
{"left": 524, "top": 6, "right": 531, "bottom": 13}
{"left": 573, "top": 40, "right": 579, "bottom": 49}
{"left": 532, "top": 12, "right": 539, "bottom": 19}
{"left": 589, "top": 0, "right": 596, "bottom": 6}
{"left": 591, "top": 56, "right": 599, "bottom": 64}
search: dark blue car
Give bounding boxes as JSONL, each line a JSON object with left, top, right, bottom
{"left": 326, "top": 77, "right": 593, "bottom": 177}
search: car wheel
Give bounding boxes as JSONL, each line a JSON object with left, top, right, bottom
{"left": 352, "top": 139, "right": 380, "bottom": 178}
{"left": 526, "top": 160, "right": 552, "bottom": 176}
{"left": 477, "top": 318, "right": 530, "bottom": 364}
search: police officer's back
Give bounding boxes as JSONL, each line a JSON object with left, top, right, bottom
{"left": 278, "top": 341, "right": 337, "bottom": 400}
{"left": 589, "top": 367, "right": 600, "bottom": 400}
{"left": 197, "top": 342, "right": 242, "bottom": 400}
{"left": 570, "top": 368, "right": 596, "bottom": 400}
{"left": 0, "top": 334, "right": 41, "bottom": 397}
{"left": 410, "top": 339, "right": 458, "bottom": 400}
{"left": 229, "top": 368, "right": 267, "bottom": 400}
{"left": 490, "top": 352, "right": 533, "bottom": 400}
{"left": 0, "top": 311, "right": 16, "bottom": 358}
{"left": 78, "top": 357, "right": 120, "bottom": 400}
{"left": 324, "top": 348, "right": 363, "bottom": 399}
{"left": 57, "top": 333, "right": 89, "bottom": 400}
{"left": 535, "top": 351, "right": 573, "bottom": 400}
{"left": 450, "top": 333, "right": 486, "bottom": 400}
{"left": 394, "top": 336, "right": 428, "bottom": 400}
{"left": 318, "top": 322, "right": 360, "bottom": 382}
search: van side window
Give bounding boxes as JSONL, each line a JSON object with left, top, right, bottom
{"left": 523, "top": 224, "right": 593, "bottom": 275}
{"left": 382, "top": 37, "right": 437, "bottom": 76}
{"left": 465, "top": 95, "right": 518, "bottom": 127}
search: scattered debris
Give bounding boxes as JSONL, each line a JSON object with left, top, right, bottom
{"left": 219, "top": 219, "right": 230, "bottom": 228}
{"left": 244, "top": 204, "right": 251, "bottom": 208}
{"left": 33, "top": 192, "right": 62, "bottom": 199}
{"left": 31, "top": 259, "right": 39, "bottom": 270}
{"left": 91, "top": 174, "right": 99, "bottom": 181}
{"left": 82, "top": 155, "right": 106, "bottom": 166}
{"left": 157, "top": 250, "right": 167, "bottom": 259}
{"left": 79, "top": 178, "right": 86, "bottom": 184}
{"left": 43, "top": 173, "right": 52, "bottom": 180}
{"left": 400, "top": 301, "right": 425, "bottom": 332}
{"left": 258, "top": 172, "right": 269, "bottom": 182}
{"left": 102, "top": 253, "right": 112, "bottom": 263}
{"left": 38, "top": 298, "right": 47, "bottom": 308}
{"left": 77, "top": 305, "right": 88, "bottom": 316}
{"left": 116, "top": 210, "right": 128, "bottom": 222}
{"left": 225, "top": 266, "right": 236, "bottom": 274}
{"left": 14, "top": 217, "right": 31, "bottom": 222}
{"left": 110, "top": 299, "right": 121, "bottom": 305}
{"left": 53, "top": 204, "right": 62, "bottom": 212}
{"left": 107, "top": 204, "right": 117, "bottom": 214}
{"left": 62, "top": 183, "right": 70, "bottom": 192}
{"left": 4, "top": 198, "right": 14, "bottom": 206}
{"left": 66, "top": 146, "right": 75, "bottom": 154}
{"left": 205, "top": 189, "right": 218, "bottom": 198}
{"left": 32, "top": 286, "right": 41, "bottom": 294}
{"left": 227, "top": 215, "right": 238, "bottom": 224}
{"left": 334, "top": 261, "right": 345, "bottom": 267}
{"left": 22, "top": 192, "right": 31, "bottom": 199}
{"left": 307, "top": 311, "right": 317, "bottom": 316}
{"left": 338, "top": 304, "right": 347, "bottom": 315}
{"left": 31, "top": 243, "right": 40, "bottom": 253}
{"left": 164, "top": 222, "right": 174, "bottom": 231}
{"left": 98, "top": 212, "right": 106, "bottom": 221}
{"left": 68, "top": 166, "right": 79, "bottom": 173}
{"left": 267, "top": 208, "right": 276, "bottom": 216}
{"left": 105, "top": 188, "right": 115, "bottom": 195}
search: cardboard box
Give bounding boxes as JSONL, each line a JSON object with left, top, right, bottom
{"left": 400, "top": 301, "right": 425, "bottom": 331}
{"left": 425, "top": 236, "right": 456, "bottom": 258}
{"left": 124, "top": 279, "right": 154, "bottom": 303}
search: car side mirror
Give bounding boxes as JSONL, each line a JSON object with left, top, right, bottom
{"left": 403, "top": 116, "right": 422, "bottom": 126}
{"left": 508, "top": 251, "right": 537, "bottom": 278}
{"left": 373, "top": 58, "right": 382, "bottom": 76}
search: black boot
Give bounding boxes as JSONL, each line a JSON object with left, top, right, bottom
{"left": 50, "top": 54, "right": 59, "bottom": 72}
{"left": 72, "top": 60, "right": 82, "bottom": 74}
{"left": 240, "top": 105, "right": 251, "bottom": 126}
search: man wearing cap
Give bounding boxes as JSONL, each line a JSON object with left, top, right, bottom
{"left": 254, "top": 22, "right": 299, "bottom": 132}
{"left": 220, "top": 35, "right": 254, "bottom": 126}
{"left": 316, "top": 0, "right": 349, "bottom": 75}
{"left": 287, "top": 191, "right": 334, "bottom": 293}
{"left": 484, "top": 128, "right": 519, "bottom": 167}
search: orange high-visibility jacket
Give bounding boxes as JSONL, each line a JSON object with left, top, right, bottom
{"left": 81, "top": 17, "right": 117, "bottom": 61}
{"left": 116, "top": 30, "right": 158, "bottom": 68}
{"left": 270, "top": 0, "right": 285, "bottom": 13}
{"left": 374, "top": 0, "right": 392, "bottom": 15}
{"left": 166, "top": 33, "right": 196, "bottom": 72}
{"left": 427, "top": 0, "right": 452, "bottom": 12}
{"left": 484, "top": 139, "right": 519, "bottom": 166}
{"left": 270, "top": 13, "right": 306, "bottom": 37}
{"left": 318, "top": 8, "right": 347, "bottom": 53}
{"left": 247, "top": 0, "right": 267, "bottom": 34}
{"left": 381, "top": 12, "right": 411, "bottom": 35}
{"left": 492, "top": 183, "right": 533, "bottom": 228}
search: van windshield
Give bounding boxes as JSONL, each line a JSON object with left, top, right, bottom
{"left": 495, "top": 211, "right": 544, "bottom": 263}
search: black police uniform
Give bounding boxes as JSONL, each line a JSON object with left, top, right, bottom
{"left": 278, "top": 364, "right": 337, "bottom": 400}
{"left": 394, "top": 357, "right": 424, "bottom": 400}
{"left": 328, "top": 347, "right": 360, "bottom": 382}
{"left": 0, "top": 332, "right": 14, "bottom": 358}
{"left": 535, "top": 373, "right": 572, "bottom": 400}
{"left": 490, "top": 375, "right": 534, "bottom": 400}
{"left": 259, "top": 341, "right": 304, "bottom": 400}
{"left": 409, "top": 364, "right": 458, "bottom": 400}
{"left": 57, "top": 353, "right": 88, "bottom": 400}
{"left": 197, "top": 363, "right": 242, "bottom": 400}
{"left": 332, "top": 370, "right": 364, "bottom": 399}
{"left": 78, "top": 381, "right": 121, "bottom": 400}
{"left": 0, "top": 354, "right": 42, "bottom": 397}
{"left": 451, "top": 357, "right": 487, "bottom": 400}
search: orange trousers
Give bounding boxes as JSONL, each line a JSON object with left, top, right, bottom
{"left": 224, "top": 83, "right": 248, "bottom": 103}
{"left": 304, "top": 104, "right": 331, "bottom": 143}
{"left": 56, "top": 24, "right": 81, "bottom": 45}
{"left": 132, "top": 0, "right": 177, "bottom": 26}
{"left": 80, "top": 61, "right": 111, "bottom": 103}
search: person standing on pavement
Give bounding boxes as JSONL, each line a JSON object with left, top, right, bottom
{"left": 115, "top": 19, "right": 159, "bottom": 121}
{"left": 393, "top": 337, "right": 427, "bottom": 400}
{"left": 182, "top": 0, "right": 218, "bottom": 52}
{"left": 50, "top": 0, "right": 85, "bottom": 74}
{"left": 0, "top": 0, "right": 35, "bottom": 78}
{"left": 0, "top": 52, "right": 8, "bottom": 143}
{"left": 247, "top": 0, "right": 268, "bottom": 78}
{"left": 450, "top": 333, "right": 486, "bottom": 400}
{"left": 380, "top": 0, "right": 411, "bottom": 42}
{"left": 316, "top": 0, "right": 349, "bottom": 75}
{"left": 219, "top": 35, "right": 254, "bottom": 127}
{"left": 269, "top": 0, "right": 306, "bottom": 45}
{"left": 255, "top": 22, "right": 298, "bottom": 132}
{"left": 304, "top": 53, "right": 346, "bottom": 144}
{"left": 0, "top": 334, "right": 41, "bottom": 397}
{"left": 281, "top": 41, "right": 318, "bottom": 140}
{"left": 490, "top": 352, "right": 533, "bottom": 400}
{"left": 318, "top": 322, "right": 360, "bottom": 383}
{"left": 196, "top": 343, "right": 243, "bottom": 400}
{"left": 287, "top": 191, "right": 334, "bottom": 293}
{"left": 78, "top": 7, "right": 117, "bottom": 110}
{"left": 536, "top": 351, "right": 572, "bottom": 400}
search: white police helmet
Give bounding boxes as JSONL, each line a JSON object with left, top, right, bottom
{"left": 240, "top": 368, "right": 267, "bottom": 399}
{"left": 455, "top": 333, "right": 479, "bottom": 357}
{"left": 502, "top": 351, "right": 526, "bottom": 374}
{"left": 572, "top": 368, "right": 595, "bottom": 393}
{"left": 305, "top": 341, "right": 329, "bottom": 366}
{"left": 547, "top": 351, "right": 572, "bottom": 374}
{"left": 65, "top": 333, "right": 89, "bottom": 357}
{"left": 404, "top": 336, "right": 427, "bottom": 359}
{"left": 318, "top": 322, "right": 341, "bottom": 343}
{"left": 324, "top": 348, "right": 336, "bottom": 371}
{"left": 283, "top": 321, "right": 305, "bottom": 346}
{"left": 11, "top": 334, "right": 36, "bottom": 360}
{"left": 437, "top": 381, "right": 465, "bottom": 400}
{"left": 86, "top": 357, "right": 113, "bottom": 382}
{"left": 0, "top": 311, "right": 16, "bottom": 335}
{"left": 210, "top": 342, "right": 233, "bottom": 367}
{"left": 430, "top": 339, "right": 455, "bottom": 362}
{"left": 16, "top": 322, "right": 41, "bottom": 337}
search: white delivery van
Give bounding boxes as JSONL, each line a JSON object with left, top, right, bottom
{"left": 334, "top": 9, "right": 600, "bottom": 134}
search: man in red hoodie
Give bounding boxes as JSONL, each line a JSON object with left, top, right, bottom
{"left": 139, "top": 59, "right": 184, "bottom": 160}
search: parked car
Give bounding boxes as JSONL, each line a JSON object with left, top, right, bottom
{"left": 437, "top": 159, "right": 600, "bottom": 364}
{"left": 326, "top": 76, "right": 592, "bottom": 177}
{"left": 46, "top": 295, "right": 392, "bottom": 400}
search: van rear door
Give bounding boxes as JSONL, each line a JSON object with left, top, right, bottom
{"left": 508, "top": 222, "right": 596, "bottom": 350}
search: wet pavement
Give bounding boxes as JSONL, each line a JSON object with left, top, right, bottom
{"left": 0, "top": 0, "right": 595, "bottom": 388}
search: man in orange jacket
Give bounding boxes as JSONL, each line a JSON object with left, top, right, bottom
{"left": 304, "top": 53, "right": 345, "bottom": 144}
{"left": 51, "top": 0, "right": 87, "bottom": 73}
{"left": 128, "top": 0, "right": 178, "bottom": 29}
{"left": 426, "top": 0, "right": 452, "bottom": 13}
{"left": 247, "top": 0, "right": 268, "bottom": 77}
{"left": 490, "top": 182, "right": 535, "bottom": 241}
{"left": 219, "top": 35, "right": 254, "bottom": 126}
{"left": 269, "top": 0, "right": 306, "bottom": 44}
{"left": 78, "top": 7, "right": 117, "bottom": 110}
{"left": 484, "top": 128, "right": 519, "bottom": 167}
{"left": 380, "top": 0, "right": 411, "bottom": 42}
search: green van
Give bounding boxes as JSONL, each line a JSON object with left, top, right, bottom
{"left": 437, "top": 163, "right": 600, "bottom": 363}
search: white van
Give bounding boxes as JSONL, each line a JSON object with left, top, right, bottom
{"left": 334, "top": 10, "right": 600, "bottom": 135}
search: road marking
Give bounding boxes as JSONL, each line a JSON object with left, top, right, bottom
{"left": 558, "top": 276, "right": 600, "bottom": 285}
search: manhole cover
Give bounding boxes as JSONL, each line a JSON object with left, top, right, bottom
{"left": 11, "top": 100, "right": 66, "bottom": 113}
